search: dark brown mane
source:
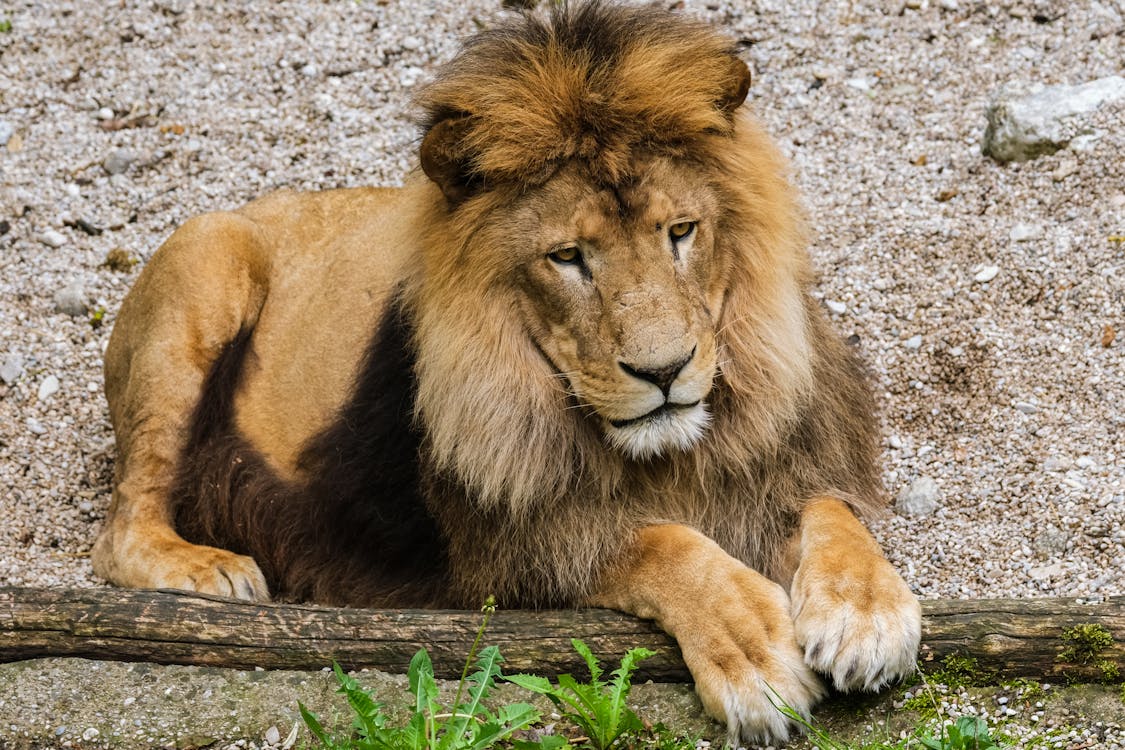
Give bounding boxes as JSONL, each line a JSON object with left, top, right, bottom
{"left": 417, "top": 1, "right": 750, "bottom": 189}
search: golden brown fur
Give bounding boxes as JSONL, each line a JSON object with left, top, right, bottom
{"left": 94, "top": 3, "right": 920, "bottom": 743}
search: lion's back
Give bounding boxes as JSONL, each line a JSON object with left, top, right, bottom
{"left": 229, "top": 181, "right": 434, "bottom": 476}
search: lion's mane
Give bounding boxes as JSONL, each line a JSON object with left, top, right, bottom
{"left": 403, "top": 2, "right": 883, "bottom": 606}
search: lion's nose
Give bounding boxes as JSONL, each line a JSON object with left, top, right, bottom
{"left": 619, "top": 347, "right": 695, "bottom": 395}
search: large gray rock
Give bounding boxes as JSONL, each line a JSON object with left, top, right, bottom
{"left": 982, "top": 76, "right": 1125, "bottom": 162}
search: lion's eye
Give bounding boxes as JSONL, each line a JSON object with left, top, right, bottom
{"left": 668, "top": 221, "right": 696, "bottom": 242}
{"left": 548, "top": 245, "right": 582, "bottom": 265}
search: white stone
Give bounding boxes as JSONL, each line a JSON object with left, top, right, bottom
{"left": 103, "top": 148, "right": 138, "bottom": 176}
{"left": 1014, "top": 401, "right": 1038, "bottom": 414}
{"left": 53, "top": 282, "right": 87, "bottom": 317}
{"left": 895, "top": 477, "right": 941, "bottom": 517}
{"left": 1043, "top": 456, "right": 1071, "bottom": 472}
{"left": 846, "top": 77, "right": 871, "bottom": 91}
{"left": 40, "top": 230, "right": 67, "bottom": 248}
{"left": 37, "top": 375, "right": 59, "bottom": 401}
{"left": 96, "top": 107, "right": 115, "bottom": 120}
{"left": 982, "top": 76, "right": 1125, "bottom": 162}
{"left": 0, "top": 355, "right": 24, "bottom": 385}
{"left": 1010, "top": 223, "right": 1043, "bottom": 242}
{"left": 82, "top": 728, "right": 99, "bottom": 741}
{"left": 1029, "top": 562, "right": 1064, "bottom": 581}
{"left": 973, "top": 265, "right": 1000, "bottom": 283}
{"left": 825, "top": 300, "right": 847, "bottom": 314}
{"left": 903, "top": 335, "right": 923, "bottom": 350}
{"left": 1069, "top": 133, "right": 1102, "bottom": 152}
{"left": 264, "top": 726, "right": 280, "bottom": 745}
{"left": 0, "top": 120, "right": 13, "bottom": 146}
{"left": 26, "top": 418, "right": 47, "bottom": 435}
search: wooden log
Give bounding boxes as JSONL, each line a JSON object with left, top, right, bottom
{"left": 1, "top": 587, "right": 1122, "bottom": 683}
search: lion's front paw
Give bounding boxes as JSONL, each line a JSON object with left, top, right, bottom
{"left": 678, "top": 572, "right": 825, "bottom": 746}
{"left": 95, "top": 527, "right": 271, "bottom": 602}
{"left": 153, "top": 545, "right": 271, "bottom": 602}
{"left": 791, "top": 551, "right": 921, "bottom": 692}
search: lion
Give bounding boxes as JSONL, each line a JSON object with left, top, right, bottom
{"left": 92, "top": 2, "right": 921, "bottom": 743}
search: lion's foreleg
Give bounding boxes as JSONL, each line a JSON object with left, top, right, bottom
{"left": 788, "top": 497, "right": 921, "bottom": 691}
{"left": 588, "top": 524, "right": 823, "bottom": 746}
{"left": 92, "top": 212, "right": 271, "bottom": 601}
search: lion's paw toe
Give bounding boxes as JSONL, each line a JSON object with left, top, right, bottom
{"left": 154, "top": 548, "right": 270, "bottom": 602}
{"left": 792, "top": 562, "right": 921, "bottom": 692}
{"left": 711, "top": 657, "right": 824, "bottom": 747}
{"left": 684, "top": 616, "right": 825, "bottom": 745}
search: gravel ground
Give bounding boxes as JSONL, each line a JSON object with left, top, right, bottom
{"left": 0, "top": 0, "right": 1123, "bottom": 744}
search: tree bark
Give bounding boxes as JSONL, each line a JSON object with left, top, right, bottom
{"left": 1, "top": 587, "right": 1121, "bottom": 683}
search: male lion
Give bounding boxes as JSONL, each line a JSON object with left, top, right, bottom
{"left": 93, "top": 2, "right": 920, "bottom": 743}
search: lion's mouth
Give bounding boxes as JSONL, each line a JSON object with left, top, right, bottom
{"left": 608, "top": 401, "right": 702, "bottom": 429}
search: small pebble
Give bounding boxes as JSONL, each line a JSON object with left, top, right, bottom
{"left": 96, "top": 107, "right": 115, "bottom": 120}
{"left": 401, "top": 36, "right": 422, "bottom": 51}
{"left": 1014, "top": 400, "right": 1038, "bottom": 414}
{"left": 895, "top": 477, "right": 941, "bottom": 517}
{"left": 26, "top": 418, "right": 47, "bottom": 435}
{"left": 1034, "top": 526, "right": 1069, "bottom": 557}
{"left": 39, "top": 230, "right": 68, "bottom": 248}
{"left": 0, "top": 120, "right": 13, "bottom": 146}
{"left": 1075, "top": 456, "right": 1096, "bottom": 469}
{"left": 1010, "top": 223, "right": 1043, "bottom": 242}
{"left": 1029, "top": 562, "right": 1064, "bottom": 580}
{"left": 37, "top": 375, "right": 60, "bottom": 401}
{"left": 104, "top": 148, "right": 138, "bottom": 176}
{"left": 53, "top": 282, "right": 88, "bottom": 317}
{"left": 264, "top": 726, "right": 280, "bottom": 745}
{"left": 939, "top": 0, "right": 958, "bottom": 9}
{"left": 82, "top": 728, "right": 99, "bottom": 741}
{"left": 1043, "top": 456, "right": 1071, "bottom": 471}
{"left": 973, "top": 265, "right": 1000, "bottom": 283}
{"left": 903, "top": 335, "right": 923, "bottom": 350}
{"left": 825, "top": 300, "right": 846, "bottom": 314}
{"left": 0, "top": 354, "right": 24, "bottom": 385}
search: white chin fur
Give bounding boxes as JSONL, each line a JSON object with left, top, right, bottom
{"left": 604, "top": 403, "right": 710, "bottom": 459}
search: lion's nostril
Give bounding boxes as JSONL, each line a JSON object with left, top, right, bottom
{"left": 619, "top": 347, "right": 695, "bottom": 394}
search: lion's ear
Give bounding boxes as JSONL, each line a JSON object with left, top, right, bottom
{"left": 420, "top": 115, "right": 481, "bottom": 205}
{"left": 718, "top": 56, "right": 752, "bottom": 114}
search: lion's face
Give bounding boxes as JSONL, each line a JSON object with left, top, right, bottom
{"left": 503, "top": 160, "right": 726, "bottom": 458}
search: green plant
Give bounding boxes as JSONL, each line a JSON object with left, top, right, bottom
{"left": 923, "top": 654, "right": 995, "bottom": 688}
{"left": 1058, "top": 623, "right": 1114, "bottom": 665}
{"left": 917, "top": 716, "right": 1001, "bottom": 750}
{"left": 300, "top": 597, "right": 544, "bottom": 750}
{"left": 506, "top": 639, "right": 654, "bottom": 750}
{"left": 0, "top": 16, "right": 12, "bottom": 33}
{"left": 300, "top": 648, "right": 541, "bottom": 750}
{"left": 1058, "top": 623, "right": 1120, "bottom": 683}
